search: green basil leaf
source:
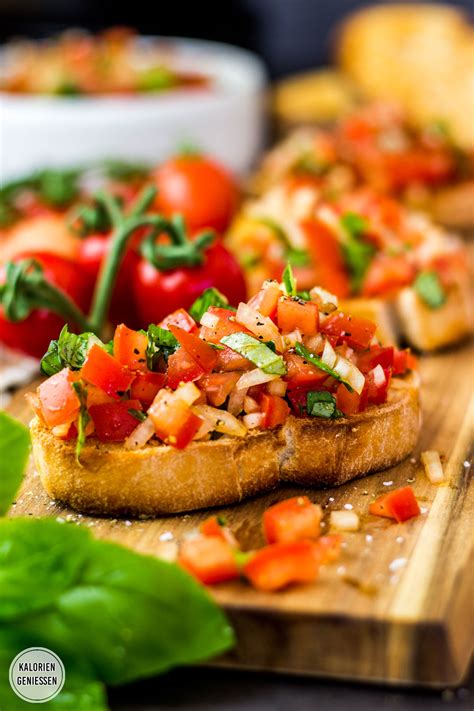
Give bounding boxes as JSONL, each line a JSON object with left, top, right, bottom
{"left": 294, "top": 343, "right": 353, "bottom": 392}
{"left": 307, "top": 390, "right": 344, "bottom": 419}
{"left": 0, "top": 412, "right": 30, "bottom": 515}
{"left": 146, "top": 325, "right": 179, "bottom": 370}
{"left": 282, "top": 263, "right": 297, "bottom": 296}
{"left": 296, "top": 289, "right": 311, "bottom": 301}
{"left": 36, "top": 169, "right": 82, "bottom": 207}
{"left": 128, "top": 408, "right": 147, "bottom": 422}
{"left": 189, "top": 287, "right": 232, "bottom": 323}
{"left": 340, "top": 212, "right": 375, "bottom": 292}
{"left": 41, "top": 326, "right": 104, "bottom": 376}
{"left": 71, "top": 382, "right": 90, "bottom": 462}
{"left": 221, "top": 332, "right": 286, "bottom": 375}
{"left": 257, "top": 218, "right": 310, "bottom": 268}
{"left": 414, "top": 271, "right": 446, "bottom": 309}
{"left": 287, "top": 248, "right": 311, "bottom": 268}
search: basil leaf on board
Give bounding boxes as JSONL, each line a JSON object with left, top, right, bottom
{"left": 340, "top": 212, "right": 375, "bottom": 292}
{"left": 307, "top": 390, "right": 344, "bottom": 419}
{"left": 282, "top": 263, "right": 297, "bottom": 297}
{"left": 189, "top": 287, "right": 233, "bottom": 323}
{"left": 414, "top": 271, "right": 446, "bottom": 309}
{"left": 221, "top": 332, "right": 287, "bottom": 375}
{"left": 146, "top": 325, "right": 179, "bottom": 370}
{"left": 0, "top": 412, "right": 30, "bottom": 516}
{"left": 41, "top": 325, "right": 105, "bottom": 376}
{"left": 294, "top": 343, "right": 353, "bottom": 392}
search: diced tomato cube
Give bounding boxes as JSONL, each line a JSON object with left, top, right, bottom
{"left": 159, "top": 308, "right": 197, "bottom": 333}
{"left": 149, "top": 389, "right": 202, "bottom": 448}
{"left": 179, "top": 535, "right": 239, "bottom": 584}
{"left": 247, "top": 281, "right": 281, "bottom": 318}
{"left": 284, "top": 353, "right": 327, "bottom": 391}
{"left": 357, "top": 346, "right": 394, "bottom": 374}
{"left": 199, "top": 372, "right": 240, "bottom": 407}
{"left": 365, "top": 367, "right": 391, "bottom": 405}
{"left": 362, "top": 254, "right": 415, "bottom": 297}
{"left": 81, "top": 345, "right": 134, "bottom": 399}
{"left": 259, "top": 393, "right": 290, "bottom": 429}
{"left": 130, "top": 371, "right": 166, "bottom": 407}
{"left": 113, "top": 324, "right": 148, "bottom": 372}
{"left": 263, "top": 496, "right": 322, "bottom": 544}
{"left": 369, "top": 486, "right": 420, "bottom": 523}
{"left": 167, "top": 348, "right": 205, "bottom": 390}
{"left": 277, "top": 298, "right": 319, "bottom": 336}
{"left": 321, "top": 312, "right": 376, "bottom": 350}
{"left": 243, "top": 540, "right": 320, "bottom": 591}
{"left": 38, "top": 368, "right": 79, "bottom": 428}
{"left": 86, "top": 384, "right": 115, "bottom": 408}
{"left": 200, "top": 515, "right": 238, "bottom": 547}
{"left": 300, "top": 218, "right": 351, "bottom": 298}
{"left": 312, "top": 535, "right": 342, "bottom": 565}
{"left": 214, "top": 346, "right": 252, "bottom": 372}
{"left": 169, "top": 325, "right": 218, "bottom": 373}
{"left": 199, "top": 307, "right": 244, "bottom": 344}
{"left": 89, "top": 399, "right": 143, "bottom": 441}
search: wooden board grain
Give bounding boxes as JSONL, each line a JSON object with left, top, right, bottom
{"left": 6, "top": 343, "right": 474, "bottom": 687}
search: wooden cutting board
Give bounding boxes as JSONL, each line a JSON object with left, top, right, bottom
{"left": 6, "top": 343, "right": 474, "bottom": 688}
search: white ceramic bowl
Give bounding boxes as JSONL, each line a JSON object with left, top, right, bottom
{"left": 0, "top": 38, "right": 267, "bottom": 180}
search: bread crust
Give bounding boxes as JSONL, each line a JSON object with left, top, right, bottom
{"left": 31, "top": 376, "right": 421, "bottom": 516}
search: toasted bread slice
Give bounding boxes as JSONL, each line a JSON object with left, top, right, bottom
{"left": 31, "top": 375, "right": 420, "bottom": 517}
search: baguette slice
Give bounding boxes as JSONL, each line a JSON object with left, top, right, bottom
{"left": 31, "top": 375, "right": 421, "bottom": 517}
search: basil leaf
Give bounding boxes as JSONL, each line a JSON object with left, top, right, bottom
{"left": 307, "top": 390, "right": 343, "bottom": 419}
{"left": 294, "top": 343, "right": 353, "bottom": 392}
{"left": 221, "top": 332, "right": 286, "bottom": 375}
{"left": 414, "top": 271, "right": 446, "bottom": 309}
{"left": 189, "top": 287, "right": 232, "bottom": 323}
{"left": 128, "top": 408, "right": 147, "bottom": 422}
{"left": 41, "top": 326, "right": 104, "bottom": 376}
{"left": 282, "top": 263, "right": 297, "bottom": 296}
{"left": 72, "top": 382, "right": 90, "bottom": 462}
{"left": 257, "top": 218, "right": 310, "bottom": 267}
{"left": 0, "top": 412, "right": 30, "bottom": 515}
{"left": 36, "top": 168, "right": 82, "bottom": 207}
{"left": 287, "top": 248, "right": 311, "bottom": 267}
{"left": 340, "top": 212, "right": 375, "bottom": 292}
{"left": 341, "top": 212, "right": 368, "bottom": 237}
{"left": 146, "top": 325, "right": 179, "bottom": 370}
{"left": 296, "top": 289, "right": 311, "bottom": 301}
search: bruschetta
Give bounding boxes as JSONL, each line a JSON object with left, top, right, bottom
{"left": 226, "top": 182, "right": 471, "bottom": 351}
{"left": 29, "top": 276, "right": 421, "bottom": 516}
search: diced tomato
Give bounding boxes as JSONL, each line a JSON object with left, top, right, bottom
{"left": 321, "top": 312, "right": 376, "bottom": 350}
{"left": 159, "top": 308, "right": 197, "bottom": 333}
{"left": 300, "top": 219, "right": 351, "bottom": 298}
{"left": 357, "top": 346, "right": 394, "bottom": 374}
{"left": 336, "top": 381, "right": 367, "bottom": 415}
{"left": 393, "top": 348, "right": 417, "bottom": 375}
{"left": 259, "top": 393, "right": 290, "bottom": 429}
{"left": 149, "top": 389, "right": 202, "bottom": 448}
{"left": 169, "top": 325, "right": 218, "bottom": 373}
{"left": 199, "top": 372, "right": 240, "bottom": 407}
{"left": 167, "top": 348, "right": 205, "bottom": 390}
{"left": 86, "top": 384, "right": 115, "bottom": 408}
{"left": 284, "top": 353, "right": 327, "bottom": 391}
{"left": 113, "top": 324, "right": 148, "bottom": 372}
{"left": 366, "top": 367, "right": 391, "bottom": 405}
{"left": 200, "top": 515, "right": 238, "bottom": 547}
{"left": 247, "top": 281, "right": 281, "bottom": 318}
{"left": 81, "top": 345, "right": 134, "bottom": 399}
{"left": 362, "top": 254, "right": 415, "bottom": 297}
{"left": 382, "top": 149, "right": 453, "bottom": 189}
{"left": 312, "top": 535, "right": 342, "bottom": 565}
{"left": 130, "top": 371, "right": 166, "bottom": 407}
{"left": 89, "top": 399, "right": 143, "bottom": 442}
{"left": 38, "top": 368, "right": 79, "bottom": 428}
{"left": 243, "top": 540, "right": 320, "bottom": 591}
{"left": 179, "top": 535, "right": 239, "bottom": 584}
{"left": 215, "top": 345, "right": 252, "bottom": 372}
{"left": 277, "top": 298, "right": 319, "bottom": 336}
{"left": 263, "top": 496, "right": 322, "bottom": 544}
{"left": 369, "top": 486, "right": 420, "bottom": 523}
{"left": 199, "top": 307, "right": 244, "bottom": 344}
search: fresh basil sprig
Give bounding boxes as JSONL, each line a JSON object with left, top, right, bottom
{"left": 146, "top": 325, "right": 179, "bottom": 370}
{"left": 41, "top": 325, "right": 109, "bottom": 376}
{"left": 282, "top": 263, "right": 297, "bottom": 297}
{"left": 414, "top": 271, "right": 446, "bottom": 309}
{"left": 307, "top": 390, "right": 343, "bottom": 419}
{"left": 189, "top": 287, "right": 233, "bottom": 323}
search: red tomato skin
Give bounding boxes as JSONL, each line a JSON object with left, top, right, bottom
{"left": 132, "top": 243, "right": 246, "bottom": 326}
{"left": 263, "top": 496, "right": 322, "bottom": 544}
{"left": 284, "top": 353, "right": 328, "bottom": 391}
{"left": 243, "top": 540, "right": 320, "bottom": 592}
{"left": 321, "top": 312, "right": 376, "bottom": 350}
{"left": 200, "top": 516, "right": 238, "bottom": 547}
{"left": 300, "top": 219, "right": 351, "bottom": 298}
{"left": 357, "top": 346, "right": 394, "bottom": 374}
{"left": 166, "top": 348, "right": 205, "bottom": 390}
{"left": 277, "top": 299, "right": 319, "bottom": 336}
{"left": 214, "top": 346, "right": 252, "bottom": 372}
{"left": 168, "top": 325, "right": 218, "bottom": 373}
{"left": 158, "top": 308, "right": 197, "bottom": 333}
{"left": 38, "top": 368, "right": 80, "bottom": 428}
{"left": 361, "top": 254, "right": 415, "bottom": 297}
{"left": 199, "top": 372, "right": 240, "bottom": 407}
{"left": 154, "top": 155, "right": 238, "bottom": 233}
{"left": 130, "top": 372, "right": 166, "bottom": 407}
{"left": 0, "top": 252, "right": 92, "bottom": 358}
{"left": 179, "top": 535, "right": 239, "bottom": 585}
{"left": 81, "top": 344, "right": 134, "bottom": 399}
{"left": 335, "top": 382, "right": 368, "bottom": 416}
{"left": 89, "top": 399, "right": 143, "bottom": 441}
{"left": 366, "top": 367, "right": 391, "bottom": 405}
{"left": 259, "top": 393, "right": 290, "bottom": 429}
{"left": 199, "top": 307, "right": 245, "bottom": 344}
{"left": 149, "top": 392, "right": 202, "bottom": 448}
{"left": 369, "top": 486, "right": 420, "bottom": 523}
{"left": 113, "top": 324, "right": 148, "bottom": 372}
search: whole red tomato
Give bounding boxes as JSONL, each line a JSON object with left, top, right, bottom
{"left": 0, "top": 252, "right": 93, "bottom": 358}
{"left": 78, "top": 234, "right": 140, "bottom": 327}
{"left": 133, "top": 243, "right": 247, "bottom": 326}
{"left": 153, "top": 155, "right": 239, "bottom": 233}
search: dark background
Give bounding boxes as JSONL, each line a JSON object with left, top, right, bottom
{"left": 0, "top": 0, "right": 472, "bottom": 78}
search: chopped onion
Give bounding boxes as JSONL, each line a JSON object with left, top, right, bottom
{"left": 333, "top": 356, "right": 365, "bottom": 395}
{"left": 235, "top": 302, "right": 283, "bottom": 352}
{"left": 282, "top": 328, "right": 303, "bottom": 348}
{"left": 371, "top": 364, "right": 386, "bottom": 387}
{"left": 310, "top": 285, "right": 338, "bottom": 310}
{"left": 330, "top": 510, "right": 360, "bottom": 532}
{"left": 193, "top": 417, "right": 214, "bottom": 441}
{"left": 322, "top": 339, "right": 337, "bottom": 368}
{"left": 200, "top": 311, "right": 220, "bottom": 328}
{"left": 304, "top": 333, "right": 324, "bottom": 353}
{"left": 236, "top": 368, "right": 279, "bottom": 391}
{"left": 244, "top": 395, "right": 260, "bottom": 414}
{"left": 243, "top": 412, "right": 265, "bottom": 429}
{"left": 421, "top": 450, "right": 445, "bottom": 484}
{"left": 125, "top": 416, "right": 155, "bottom": 450}
{"left": 266, "top": 378, "right": 288, "bottom": 397}
{"left": 227, "top": 386, "right": 247, "bottom": 416}
{"left": 174, "top": 381, "right": 201, "bottom": 406}
{"left": 192, "top": 404, "right": 247, "bottom": 438}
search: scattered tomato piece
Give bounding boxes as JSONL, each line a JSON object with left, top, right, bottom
{"left": 200, "top": 515, "right": 238, "bottom": 547}
{"left": 369, "top": 486, "right": 420, "bottom": 523}
{"left": 179, "top": 535, "right": 239, "bottom": 584}
{"left": 263, "top": 496, "right": 322, "bottom": 544}
{"left": 243, "top": 540, "right": 320, "bottom": 591}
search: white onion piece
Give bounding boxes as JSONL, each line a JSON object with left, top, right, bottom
{"left": 304, "top": 333, "right": 324, "bottom": 353}
{"left": 125, "top": 416, "right": 155, "bottom": 450}
{"left": 227, "top": 386, "right": 247, "bottom": 415}
{"left": 192, "top": 404, "right": 247, "bottom": 438}
{"left": 174, "top": 382, "right": 201, "bottom": 406}
{"left": 310, "top": 285, "right": 338, "bottom": 310}
{"left": 200, "top": 311, "right": 220, "bottom": 328}
{"left": 322, "top": 339, "right": 337, "bottom": 368}
{"left": 371, "top": 364, "right": 386, "bottom": 387}
{"left": 243, "top": 412, "right": 264, "bottom": 429}
{"left": 244, "top": 395, "right": 260, "bottom": 414}
{"left": 193, "top": 417, "right": 214, "bottom": 441}
{"left": 282, "top": 328, "right": 303, "bottom": 349}
{"left": 266, "top": 378, "right": 288, "bottom": 397}
{"left": 235, "top": 302, "right": 283, "bottom": 352}
{"left": 421, "top": 450, "right": 445, "bottom": 484}
{"left": 330, "top": 510, "right": 360, "bottom": 532}
{"left": 334, "top": 356, "right": 365, "bottom": 394}
{"left": 236, "top": 368, "right": 279, "bottom": 391}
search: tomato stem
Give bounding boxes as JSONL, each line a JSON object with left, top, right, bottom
{"left": 140, "top": 214, "right": 215, "bottom": 271}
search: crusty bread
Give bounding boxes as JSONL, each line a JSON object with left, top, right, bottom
{"left": 31, "top": 375, "right": 421, "bottom": 517}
